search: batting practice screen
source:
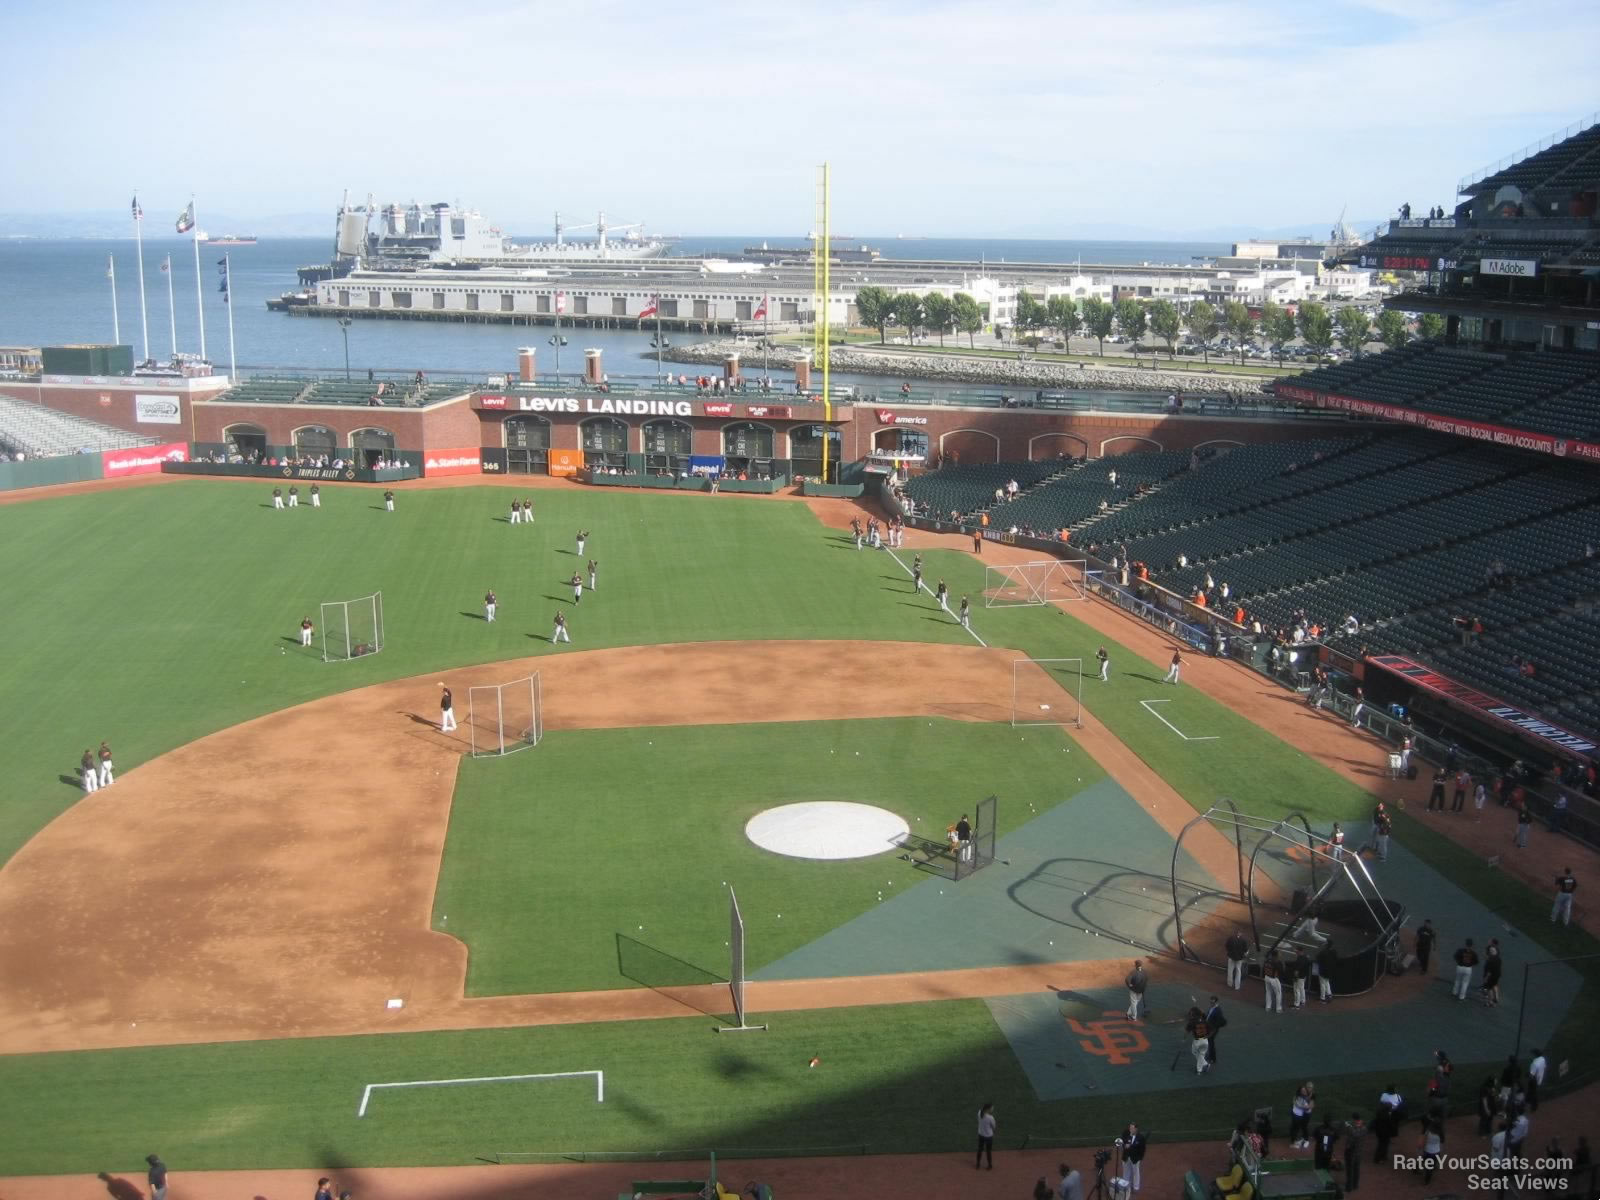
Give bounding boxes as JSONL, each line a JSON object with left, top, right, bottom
{"left": 1012, "top": 657, "right": 1084, "bottom": 728}
{"left": 321, "top": 591, "right": 384, "bottom": 663}
{"left": 716, "top": 886, "right": 766, "bottom": 1032}
{"left": 467, "top": 673, "right": 543, "bottom": 758}
{"left": 984, "top": 560, "right": 1088, "bottom": 608}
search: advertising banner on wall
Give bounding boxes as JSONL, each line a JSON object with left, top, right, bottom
{"left": 479, "top": 447, "right": 508, "bottom": 474}
{"left": 1274, "top": 385, "right": 1600, "bottom": 463}
{"left": 689, "top": 455, "right": 726, "bottom": 478}
{"left": 1369, "top": 654, "right": 1596, "bottom": 755}
{"left": 548, "top": 448, "right": 585, "bottom": 477}
{"left": 134, "top": 394, "right": 183, "bottom": 425}
{"left": 103, "top": 442, "right": 188, "bottom": 477}
{"left": 421, "top": 448, "right": 482, "bottom": 477}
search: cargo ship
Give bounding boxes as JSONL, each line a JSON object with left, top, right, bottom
{"left": 205, "top": 234, "right": 258, "bottom": 245}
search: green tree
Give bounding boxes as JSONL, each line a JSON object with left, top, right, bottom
{"left": 1335, "top": 306, "right": 1371, "bottom": 356}
{"left": 1015, "top": 290, "right": 1049, "bottom": 341}
{"left": 1185, "top": 300, "right": 1219, "bottom": 363}
{"left": 920, "top": 292, "right": 953, "bottom": 347}
{"left": 1261, "top": 303, "right": 1298, "bottom": 365}
{"left": 1081, "top": 297, "right": 1115, "bottom": 355}
{"left": 952, "top": 292, "right": 983, "bottom": 349}
{"left": 1418, "top": 313, "right": 1446, "bottom": 341}
{"left": 1046, "top": 295, "right": 1079, "bottom": 346}
{"left": 1148, "top": 299, "right": 1182, "bottom": 358}
{"left": 1298, "top": 302, "right": 1335, "bottom": 357}
{"left": 1223, "top": 301, "right": 1256, "bottom": 363}
{"left": 1116, "top": 298, "right": 1147, "bottom": 356}
{"left": 1376, "top": 309, "right": 1410, "bottom": 352}
{"left": 855, "top": 285, "right": 892, "bottom": 344}
{"left": 890, "top": 292, "right": 923, "bottom": 345}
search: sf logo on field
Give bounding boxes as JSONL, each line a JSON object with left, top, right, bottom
{"left": 1066, "top": 1012, "right": 1149, "bottom": 1065}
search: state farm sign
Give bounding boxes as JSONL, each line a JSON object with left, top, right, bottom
{"left": 876, "top": 410, "right": 928, "bottom": 426}
{"left": 423, "top": 448, "right": 481, "bottom": 477}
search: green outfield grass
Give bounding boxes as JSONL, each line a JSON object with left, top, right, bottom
{"left": 4, "top": 479, "right": 1598, "bottom": 1176}
{"left": 436, "top": 717, "right": 1101, "bottom": 995}
{"left": 0, "top": 996, "right": 1477, "bottom": 1176}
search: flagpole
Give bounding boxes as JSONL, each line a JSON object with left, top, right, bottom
{"left": 133, "top": 196, "right": 150, "bottom": 362}
{"left": 191, "top": 198, "right": 207, "bottom": 360}
{"left": 224, "top": 254, "right": 237, "bottom": 381}
{"left": 164, "top": 256, "right": 177, "bottom": 359}
{"left": 656, "top": 302, "right": 663, "bottom": 385}
{"left": 763, "top": 293, "right": 769, "bottom": 377}
{"left": 108, "top": 255, "right": 121, "bottom": 345}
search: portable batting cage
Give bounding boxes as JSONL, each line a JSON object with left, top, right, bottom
{"left": 321, "top": 591, "right": 384, "bottom": 662}
{"left": 467, "top": 673, "right": 544, "bottom": 757}
{"left": 1012, "top": 657, "right": 1084, "bottom": 728}
{"left": 984, "top": 559, "right": 1087, "bottom": 607}
{"left": 1169, "top": 801, "right": 1404, "bottom": 997}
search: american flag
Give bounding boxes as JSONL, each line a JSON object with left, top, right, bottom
{"left": 131, "top": 195, "right": 142, "bottom": 220}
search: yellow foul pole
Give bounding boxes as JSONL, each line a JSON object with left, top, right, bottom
{"left": 815, "top": 162, "right": 831, "bottom": 483}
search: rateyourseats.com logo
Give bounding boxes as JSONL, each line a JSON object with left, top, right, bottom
{"left": 1390, "top": 1155, "right": 1575, "bottom": 1190}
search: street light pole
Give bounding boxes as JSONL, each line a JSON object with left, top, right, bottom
{"left": 337, "top": 317, "right": 352, "bottom": 381}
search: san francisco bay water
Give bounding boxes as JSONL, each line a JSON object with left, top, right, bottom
{"left": 0, "top": 235, "right": 1226, "bottom": 380}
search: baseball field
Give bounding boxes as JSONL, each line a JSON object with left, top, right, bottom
{"left": 1, "top": 477, "right": 1596, "bottom": 1187}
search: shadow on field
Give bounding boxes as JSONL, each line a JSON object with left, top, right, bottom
{"left": 459, "top": 611, "right": 485, "bottom": 620}
{"left": 615, "top": 933, "right": 730, "bottom": 1020}
{"left": 94, "top": 1173, "right": 142, "bottom": 1200}
{"left": 59, "top": 773, "right": 82, "bottom": 788}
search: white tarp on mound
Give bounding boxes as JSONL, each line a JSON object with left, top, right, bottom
{"left": 745, "top": 802, "right": 910, "bottom": 861}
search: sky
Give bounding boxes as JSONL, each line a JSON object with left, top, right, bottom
{"left": 2, "top": 0, "right": 1597, "bottom": 238}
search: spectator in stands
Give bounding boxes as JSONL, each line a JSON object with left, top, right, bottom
{"left": 1343, "top": 615, "right": 1360, "bottom": 636}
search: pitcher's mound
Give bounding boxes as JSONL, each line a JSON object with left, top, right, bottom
{"left": 746, "top": 802, "right": 910, "bottom": 860}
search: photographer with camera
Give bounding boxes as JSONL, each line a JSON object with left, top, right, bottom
{"left": 1119, "top": 1123, "right": 1148, "bottom": 1193}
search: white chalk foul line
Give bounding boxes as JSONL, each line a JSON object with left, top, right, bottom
{"left": 1139, "top": 699, "right": 1218, "bottom": 742}
{"left": 882, "top": 547, "right": 988, "bottom": 648}
{"left": 356, "top": 1069, "right": 604, "bottom": 1118}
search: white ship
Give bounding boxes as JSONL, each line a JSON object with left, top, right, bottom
{"left": 332, "top": 195, "right": 671, "bottom": 270}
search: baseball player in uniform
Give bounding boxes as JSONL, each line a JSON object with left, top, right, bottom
{"left": 271, "top": 487, "right": 284, "bottom": 510}
{"left": 523, "top": 497, "right": 534, "bottom": 523}
{"left": 1097, "top": 646, "right": 1110, "bottom": 681}
{"left": 935, "top": 580, "right": 949, "bottom": 612}
{"left": 384, "top": 489, "right": 395, "bottom": 513}
{"left": 438, "top": 685, "right": 457, "bottom": 732}
{"left": 959, "top": 596, "right": 970, "bottom": 628}
{"left": 851, "top": 517, "right": 863, "bottom": 549}
{"left": 552, "top": 610, "right": 570, "bottom": 644}
{"left": 484, "top": 589, "right": 497, "bottom": 622}
{"left": 97, "top": 741, "right": 114, "bottom": 788}
{"left": 1553, "top": 869, "right": 1578, "bottom": 925}
{"left": 912, "top": 555, "right": 923, "bottom": 592}
{"left": 1164, "top": 650, "right": 1183, "bottom": 685}
{"left": 287, "top": 485, "right": 299, "bottom": 508}
{"left": 587, "top": 559, "right": 597, "bottom": 591}
{"left": 299, "top": 616, "right": 314, "bottom": 646}
{"left": 510, "top": 499, "right": 522, "bottom": 524}
{"left": 80, "top": 749, "right": 99, "bottom": 793}
{"left": 570, "top": 573, "right": 584, "bottom": 604}
{"left": 575, "top": 529, "right": 588, "bottom": 556}
{"left": 310, "top": 483, "right": 321, "bottom": 508}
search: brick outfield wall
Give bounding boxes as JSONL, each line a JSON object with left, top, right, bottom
{"left": 9, "top": 382, "right": 214, "bottom": 442}
{"left": 16, "top": 380, "right": 1361, "bottom": 462}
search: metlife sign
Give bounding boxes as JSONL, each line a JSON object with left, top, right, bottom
{"left": 1480, "top": 258, "right": 1537, "bottom": 277}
